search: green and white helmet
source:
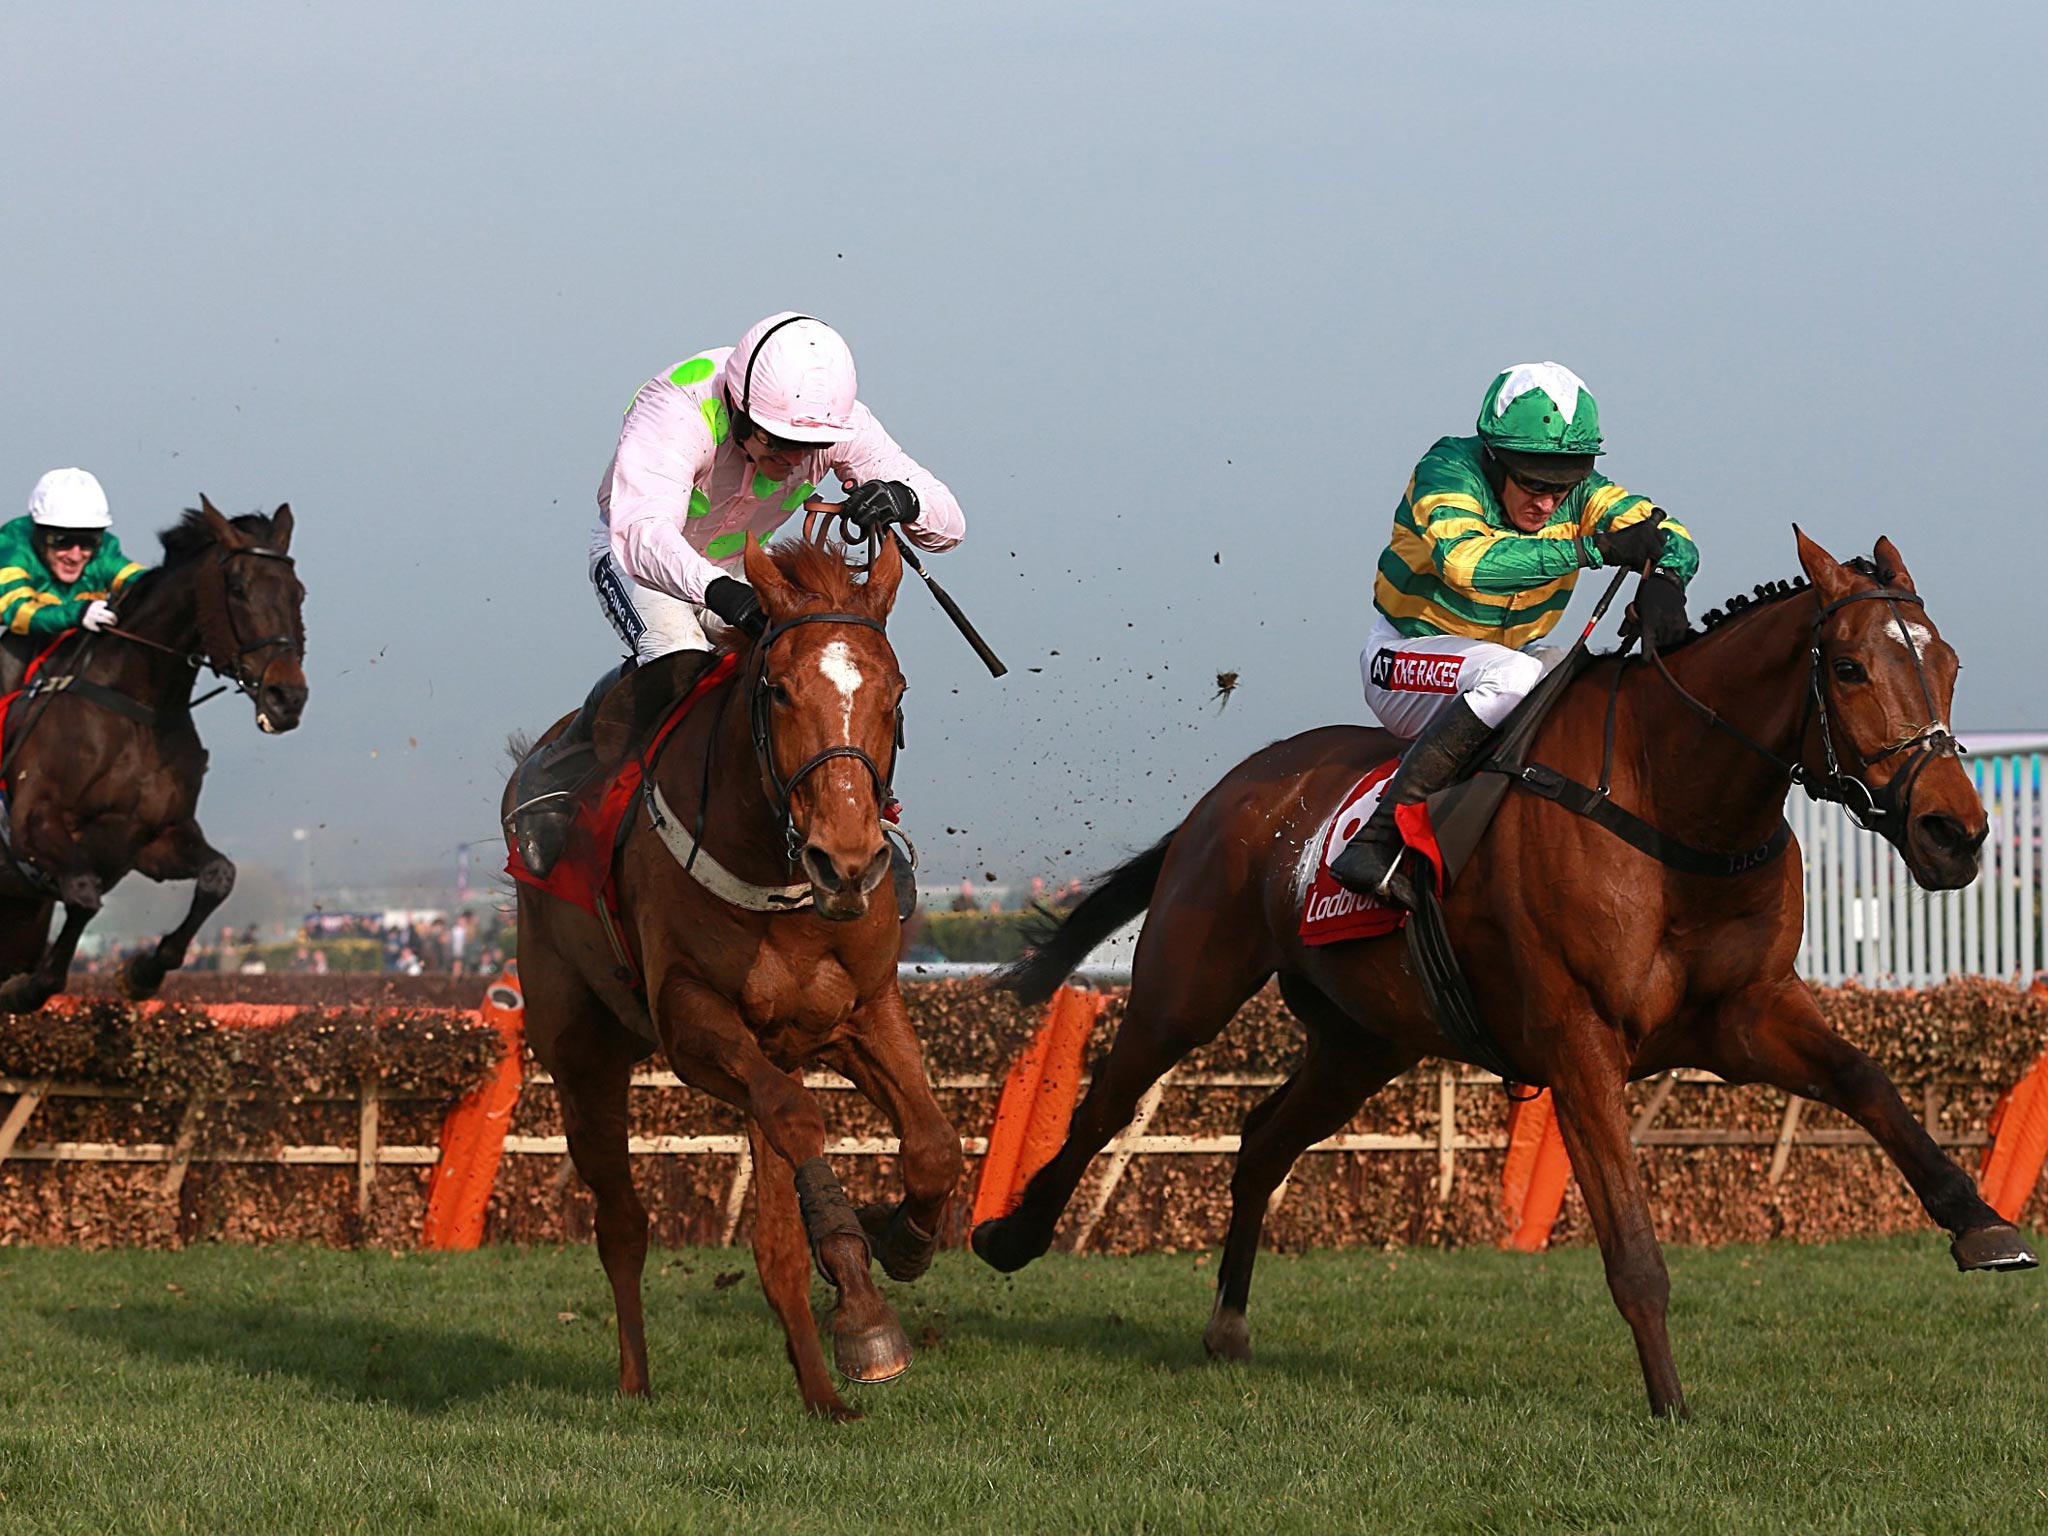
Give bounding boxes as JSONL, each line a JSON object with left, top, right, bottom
{"left": 1476, "top": 363, "right": 1603, "bottom": 475}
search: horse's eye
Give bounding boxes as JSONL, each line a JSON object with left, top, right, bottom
{"left": 1833, "top": 657, "right": 1868, "bottom": 684}
{"left": 768, "top": 681, "right": 792, "bottom": 706}
{"left": 227, "top": 578, "right": 249, "bottom": 599}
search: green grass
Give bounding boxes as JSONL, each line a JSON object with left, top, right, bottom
{"left": 0, "top": 1238, "right": 2042, "bottom": 1534}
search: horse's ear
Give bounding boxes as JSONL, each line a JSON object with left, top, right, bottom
{"left": 197, "top": 494, "right": 244, "bottom": 548}
{"left": 269, "top": 503, "right": 294, "bottom": 553}
{"left": 1794, "top": 524, "right": 1857, "bottom": 605}
{"left": 1872, "top": 536, "right": 1916, "bottom": 595}
{"left": 741, "top": 536, "right": 799, "bottom": 619}
{"left": 860, "top": 534, "right": 904, "bottom": 620}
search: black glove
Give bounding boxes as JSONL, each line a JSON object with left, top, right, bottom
{"left": 841, "top": 479, "right": 920, "bottom": 537}
{"left": 703, "top": 576, "right": 766, "bottom": 638}
{"left": 1587, "top": 510, "right": 1669, "bottom": 569}
{"left": 1629, "top": 570, "right": 1690, "bottom": 651}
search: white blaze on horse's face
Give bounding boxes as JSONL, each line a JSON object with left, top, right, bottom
{"left": 1886, "top": 617, "right": 1935, "bottom": 654}
{"left": 819, "top": 640, "right": 862, "bottom": 735}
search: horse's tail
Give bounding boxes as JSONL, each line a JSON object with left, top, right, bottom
{"left": 996, "top": 827, "right": 1178, "bottom": 1005}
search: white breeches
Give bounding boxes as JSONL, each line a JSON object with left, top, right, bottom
{"left": 1359, "top": 616, "right": 1544, "bottom": 738}
{"left": 587, "top": 523, "right": 730, "bottom": 663}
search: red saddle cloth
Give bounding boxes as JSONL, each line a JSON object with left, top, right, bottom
{"left": 505, "top": 652, "right": 738, "bottom": 920}
{"left": 1298, "top": 756, "right": 1445, "bottom": 946}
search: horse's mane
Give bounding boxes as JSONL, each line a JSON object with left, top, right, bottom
{"left": 158, "top": 507, "right": 284, "bottom": 564}
{"left": 115, "top": 507, "right": 284, "bottom": 610}
{"left": 1648, "top": 555, "right": 1883, "bottom": 652}
{"left": 764, "top": 537, "right": 869, "bottom": 610}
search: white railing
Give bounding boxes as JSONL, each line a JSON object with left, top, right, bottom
{"left": 1795, "top": 748, "right": 2042, "bottom": 986}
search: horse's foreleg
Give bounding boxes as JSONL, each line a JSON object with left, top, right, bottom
{"left": 829, "top": 987, "right": 963, "bottom": 1282}
{"left": 1208, "top": 999, "right": 1415, "bottom": 1365}
{"left": 1547, "top": 1019, "right": 1688, "bottom": 1420}
{"left": 656, "top": 971, "right": 911, "bottom": 1388}
{"left": 1699, "top": 980, "right": 2036, "bottom": 1270}
{"left": 121, "top": 820, "right": 235, "bottom": 1001}
{"left": 746, "top": 1120, "right": 858, "bottom": 1420}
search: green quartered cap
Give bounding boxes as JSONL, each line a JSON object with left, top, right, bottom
{"left": 1476, "top": 362, "right": 1604, "bottom": 456}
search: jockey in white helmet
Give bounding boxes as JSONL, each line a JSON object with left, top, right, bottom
{"left": 512, "top": 312, "right": 965, "bottom": 878}
{"left": 0, "top": 469, "right": 150, "bottom": 694}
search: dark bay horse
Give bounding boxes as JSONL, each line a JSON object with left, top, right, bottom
{"left": 975, "top": 530, "right": 2035, "bottom": 1418}
{"left": 506, "top": 534, "right": 961, "bottom": 1421}
{"left": 0, "top": 500, "right": 306, "bottom": 1011}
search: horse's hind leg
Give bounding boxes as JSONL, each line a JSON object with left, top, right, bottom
{"left": 1696, "top": 980, "right": 2035, "bottom": 1270}
{"left": 973, "top": 907, "right": 1272, "bottom": 1273}
{"left": 118, "top": 820, "right": 234, "bottom": 1001}
{"left": 747, "top": 1121, "right": 858, "bottom": 1421}
{"left": 1548, "top": 1016, "right": 1687, "bottom": 1420}
{"left": 541, "top": 978, "right": 654, "bottom": 1397}
{"left": 1206, "top": 980, "right": 1417, "bottom": 1364}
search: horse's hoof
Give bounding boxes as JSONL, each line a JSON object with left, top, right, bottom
{"left": 859, "top": 1201, "right": 938, "bottom": 1283}
{"left": 832, "top": 1317, "right": 913, "bottom": 1385}
{"left": 1952, "top": 1223, "right": 2040, "bottom": 1272}
{"left": 806, "top": 1396, "right": 863, "bottom": 1423}
{"left": 116, "top": 958, "right": 165, "bottom": 1002}
{"left": 1203, "top": 1308, "right": 1253, "bottom": 1365}
{"left": 970, "top": 1216, "right": 1044, "bottom": 1274}
{"left": 0, "top": 977, "right": 54, "bottom": 1015}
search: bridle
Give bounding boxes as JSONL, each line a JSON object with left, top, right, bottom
{"left": 102, "top": 544, "right": 302, "bottom": 709}
{"left": 1643, "top": 584, "right": 1961, "bottom": 835}
{"left": 744, "top": 610, "right": 901, "bottom": 862}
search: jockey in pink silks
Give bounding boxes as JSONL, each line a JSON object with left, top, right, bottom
{"left": 511, "top": 312, "right": 966, "bottom": 880}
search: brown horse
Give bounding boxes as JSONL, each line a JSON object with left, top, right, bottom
{"left": 506, "top": 533, "right": 961, "bottom": 1421}
{"left": 0, "top": 500, "right": 307, "bottom": 1011}
{"left": 974, "top": 530, "right": 2036, "bottom": 1418}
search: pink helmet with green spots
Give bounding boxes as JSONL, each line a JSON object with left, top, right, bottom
{"left": 722, "top": 312, "right": 860, "bottom": 444}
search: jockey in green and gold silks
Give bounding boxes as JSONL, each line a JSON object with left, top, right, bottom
{"left": 0, "top": 469, "right": 148, "bottom": 640}
{"left": 1332, "top": 362, "right": 1699, "bottom": 908}
{"left": 1374, "top": 434, "right": 1697, "bottom": 651}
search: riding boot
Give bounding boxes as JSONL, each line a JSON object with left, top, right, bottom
{"left": 510, "top": 661, "right": 631, "bottom": 878}
{"left": 1329, "top": 697, "right": 1496, "bottom": 909}
{"left": 889, "top": 838, "right": 917, "bottom": 922}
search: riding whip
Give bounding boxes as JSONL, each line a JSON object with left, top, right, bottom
{"left": 804, "top": 499, "right": 1007, "bottom": 677}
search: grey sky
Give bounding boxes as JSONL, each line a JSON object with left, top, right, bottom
{"left": 6, "top": 1, "right": 2044, "bottom": 906}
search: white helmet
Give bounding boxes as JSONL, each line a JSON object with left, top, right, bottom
{"left": 723, "top": 313, "right": 859, "bottom": 443}
{"left": 28, "top": 468, "right": 113, "bottom": 530}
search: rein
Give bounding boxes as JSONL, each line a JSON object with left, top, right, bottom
{"left": 1639, "top": 584, "right": 1960, "bottom": 833}
{"left": 97, "top": 543, "right": 301, "bottom": 714}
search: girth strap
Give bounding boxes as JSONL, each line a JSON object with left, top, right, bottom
{"left": 1499, "top": 761, "right": 1792, "bottom": 878}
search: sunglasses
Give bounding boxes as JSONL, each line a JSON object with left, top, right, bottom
{"left": 1504, "top": 467, "right": 1585, "bottom": 499}
{"left": 41, "top": 531, "right": 103, "bottom": 554}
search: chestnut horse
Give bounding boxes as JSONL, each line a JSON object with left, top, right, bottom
{"left": 975, "top": 530, "right": 2036, "bottom": 1418}
{"left": 507, "top": 534, "right": 961, "bottom": 1421}
{"left": 0, "top": 500, "right": 306, "bottom": 1011}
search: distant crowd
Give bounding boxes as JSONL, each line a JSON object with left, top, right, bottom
{"left": 82, "top": 908, "right": 510, "bottom": 977}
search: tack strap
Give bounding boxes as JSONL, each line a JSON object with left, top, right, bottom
{"left": 1503, "top": 761, "right": 1793, "bottom": 878}
{"left": 647, "top": 783, "right": 815, "bottom": 913}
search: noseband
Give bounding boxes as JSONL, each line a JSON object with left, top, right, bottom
{"left": 1650, "top": 585, "right": 1962, "bottom": 834}
{"left": 746, "top": 610, "right": 900, "bottom": 860}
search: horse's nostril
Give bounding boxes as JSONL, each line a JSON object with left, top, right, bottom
{"left": 802, "top": 846, "right": 845, "bottom": 893}
{"left": 1918, "top": 813, "right": 1986, "bottom": 857}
